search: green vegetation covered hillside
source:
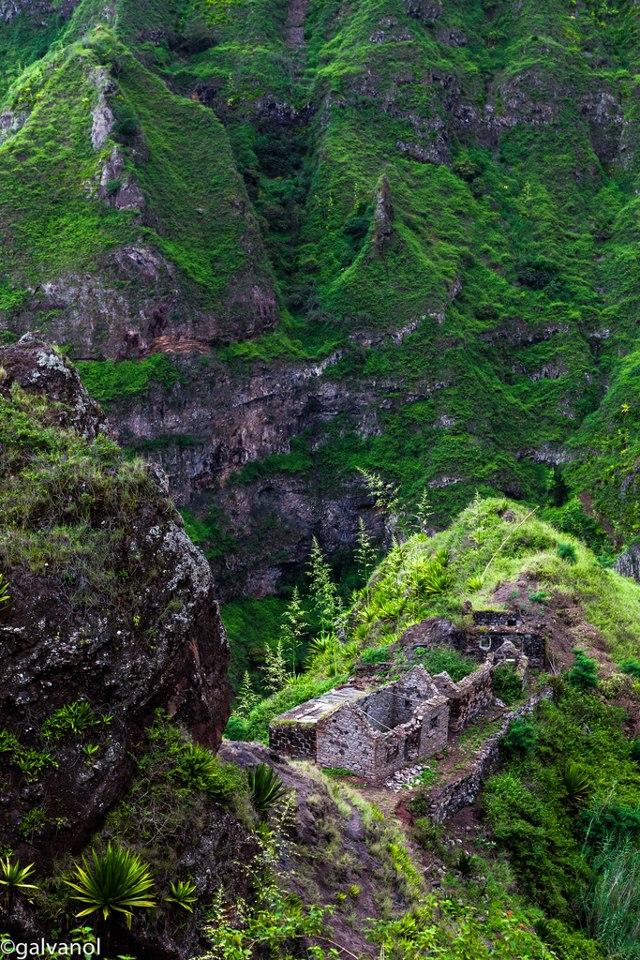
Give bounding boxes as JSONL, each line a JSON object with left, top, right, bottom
{"left": 2, "top": 0, "right": 640, "bottom": 594}
{"left": 2, "top": 2, "right": 640, "bottom": 954}
{"left": 225, "top": 497, "right": 640, "bottom": 960}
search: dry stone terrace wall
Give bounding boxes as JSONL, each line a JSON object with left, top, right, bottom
{"left": 426, "top": 687, "right": 553, "bottom": 823}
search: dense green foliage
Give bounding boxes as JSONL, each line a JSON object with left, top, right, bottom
{"left": 484, "top": 683, "right": 640, "bottom": 940}
{"left": 77, "top": 354, "right": 181, "bottom": 404}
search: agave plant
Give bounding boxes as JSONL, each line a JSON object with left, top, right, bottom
{"left": 0, "top": 574, "right": 9, "bottom": 606}
{"left": 173, "top": 742, "right": 218, "bottom": 790}
{"left": 63, "top": 844, "right": 156, "bottom": 929}
{"left": 413, "top": 556, "right": 452, "bottom": 599}
{"left": 0, "top": 856, "right": 38, "bottom": 914}
{"left": 562, "top": 762, "right": 592, "bottom": 810}
{"left": 247, "top": 763, "right": 288, "bottom": 815}
{"left": 165, "top": 878, "right": 197, "bottom": 913}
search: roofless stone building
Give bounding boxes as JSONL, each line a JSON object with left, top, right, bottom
{"left": 269, "top": 643, "right": 526, "bottom": 784}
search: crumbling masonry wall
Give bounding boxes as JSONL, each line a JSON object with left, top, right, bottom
{"left": 432, "top": 662, "right": 494, "bottom": 733}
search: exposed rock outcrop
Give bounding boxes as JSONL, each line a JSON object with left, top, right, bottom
{"left": 614, "top": 543, "right": 640, "bottom": 584}
{"left": 0, "top": 337, "right": 230, "bottom": 865}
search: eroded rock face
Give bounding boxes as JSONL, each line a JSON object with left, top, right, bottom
{"left": 614, "top": 543, "right": 640, "bottom": 583}
{"left": 0, "top": 338, "right": 230, "bottom": 864}
{"left": 0, "top": 0, "right": 77, "bottom": 23}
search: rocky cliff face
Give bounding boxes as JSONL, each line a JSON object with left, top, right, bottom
{"left": 0, "top": 337, "right": 230, "bottom": 867}
{"left": 1, "top": 0, "right": 640, "bottom": 591}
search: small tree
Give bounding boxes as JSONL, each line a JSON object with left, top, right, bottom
{"left": 412, "top": 486, "right": 433, "bottom": 534}
{"left": 279, "top": 587, "right": 307, "bottom": 673}
{"left": 568, "top": 650, "right": 599, "bottom": 690}
{"left": 263, "top": 640, "right": 288, "bottom": 695}
{"left": 236, "top": 672, "right": 259, "bottom": 717}
{"left": 355, "top": 518, "right": 377, "bottom": 581}
{"left": 307, "top": 537, "right": 342, "bottom": 633}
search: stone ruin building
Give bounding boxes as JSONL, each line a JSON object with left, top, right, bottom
{"left": 269, "top": 637, "right": 527, "bottom": 784}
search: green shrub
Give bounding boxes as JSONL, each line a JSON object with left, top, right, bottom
{"left": 412, "top": 553, "right": 452, "bottom": 599}
{"left": 492, "top": 663, "right": 523, "bottom": 705}
{"left": 19, "top": 806, "right": 47, "bottom": 840}
{"left": 223, "top": 714, "right": 248, "bottom": 740}
{"left": 113, "top": 101, "right": 139, "bottom": 139}
{"left": 557, "top": 542, "right": 578, "bottom": 564}
{"left": 529, "top": 590, "right": 551, "bottom": 604}
{"left": 41, "top": 700, "right": 105, "bottom": 739}
{"left": 412, "top": 647, "right": 476, "bottom": 682}
{"left": 631, "top": 740, "right": 640, "bottom": 764}
{"left": 581, "top": 804, "right": 640, "bottom": 849}
{"left": 0, "top": 856, "right": 38, "bottom": 913}
{"left": 371, "top": 893, "right": 567, "bottom": 959}
{"left": 412, "top": 817, "right": 446, "bottom": 856}
{"left": 561, "top": 762, "right": 592, "bottom": 810}
{"left": 501, "top": 718, "right": 537, "bottom": 756}
{"left": 171, "top": 743, "right": 243, "bottom": 803}
{"left": 536, "top": 918, "right": 604, "bottom": 960}
{"left": 567, "top": 650, "right": 599, "bottom": 690}
{"left": 483, "top": 771, "right": 589, "bottom": 918}
{"left": 164, "top": 878, "right": 197, "bottom": 913}
{"left": 360, "top": 645, "right": 392, "bottom": 666}
{"left": 620, "top": 659, "right": 640, "bottom": 679}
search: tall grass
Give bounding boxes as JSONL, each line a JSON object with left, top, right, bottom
{"left": 583, "top": 839, "right": 640, "bottom": 959}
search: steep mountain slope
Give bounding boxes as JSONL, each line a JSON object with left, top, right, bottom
{"left": 1, "top": 0, "right": 640, "bottom": 596}
{"left": 3, "top": 363, "right": 637, "bottom": 960}
{"left": 0, "top": 337, "right": 230, "bottom": 874}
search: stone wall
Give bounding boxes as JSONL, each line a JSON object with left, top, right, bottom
{"left": 371, "top": 695, "right": 449, "bottom": 784}
{"left": 468, "top": 612, "right": 546, "bottom": 668}
{"left": 359, "top": 685, "right": 397, "bottom": 731}
{"left": 359, "top": 667, "right": 438, "bottom": 731}
{"left": 269, "top": 721, "right": 317, "bottom": 760}
{"left": 398, "top": 613, "right": 547, "bottom": 670}
{"left": 317, "top": 707, "right": 378, "bottom": 779}
{"left": 315, "top": 670, "right": 450, "bottom": 784}
{"left": 425, "top": 687, "right": 552, "bottom": 823}
{"left": 432, "top": 662, "right": 494, "bottom": 733}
